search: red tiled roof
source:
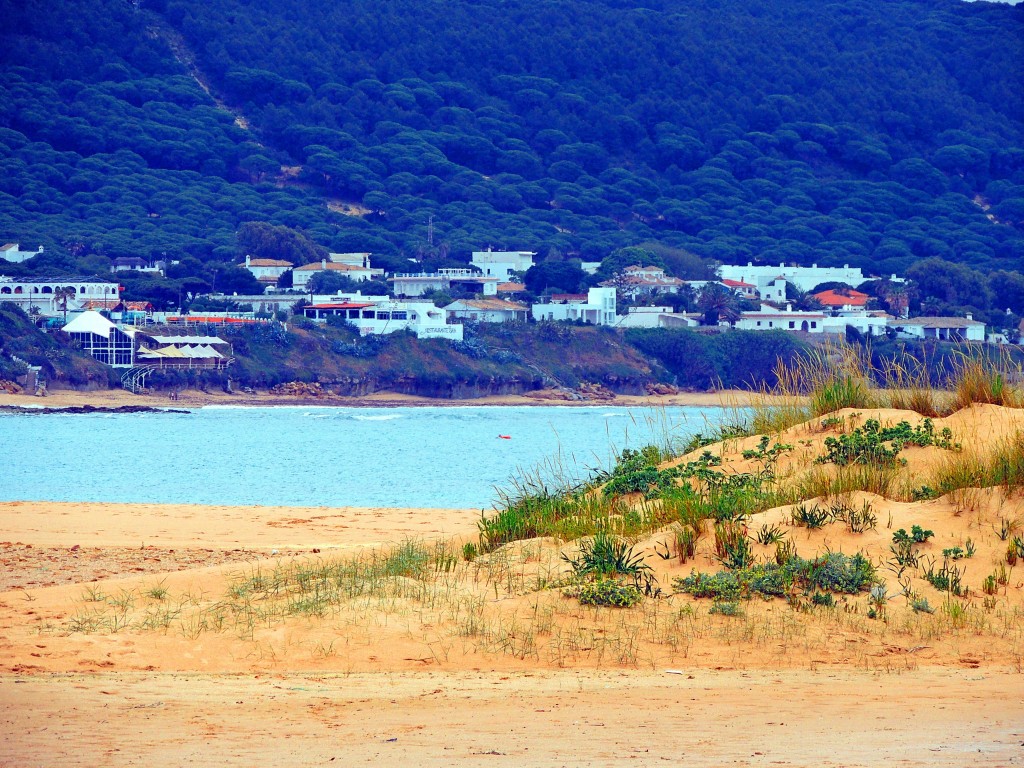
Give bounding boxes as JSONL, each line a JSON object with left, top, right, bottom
{"left": 722, "top": 279, "right": 756, "bottom": 288}
{"left": 294, "top": 262, "right": 367, "bottom": 272}
{"left": 813, "top": 289, "right": 868, "bottom": 307}
{"left": 449, "top": 299, "right": 527, "bottom": 311}
{"left": 247, "top": 258, "right": 292, "bottom": 267}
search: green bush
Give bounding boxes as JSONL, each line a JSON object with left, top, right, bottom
{"left": 675, "top": 552, "right": 875, "bottom": 601}
{"left": 562, "top": 530, "right": 654, "bottom": 592}
{"left": 574, "top": 579, "right": 644, "bottom": 608}
{"left": 893, "top": 525, "right": 933, "bottom": 544}
{"left": 817, "top": 419, "right": 958, "bottom": 468}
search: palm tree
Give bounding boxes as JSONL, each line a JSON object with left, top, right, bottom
{"left": 786, "top": 286, "right": 824, "bottom": 312}
{"left": 697, "top": 283, "right": 740, "bottom": 326}
{"left": 53, "top": 286, "right": 75, "bottom": 324}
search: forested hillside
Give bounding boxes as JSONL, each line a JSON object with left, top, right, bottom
{"left": 0, "top": 0, "right": 1022, "bottom": 311}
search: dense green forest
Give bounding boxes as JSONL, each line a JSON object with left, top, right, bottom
{"left": 0, "top": 0, "right": 1022, "bottom": 324}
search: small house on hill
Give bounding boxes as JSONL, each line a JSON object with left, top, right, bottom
{"left": 243, "top": 255, "right": 293, "bottom": 289}
{"left": 600, "top": 265, "right": 684, "bottom": 300}
{"left": 111, "top": 257, "right": 165, "bottom": 275}
{"left": 721, "top": 278, "right": 758, "bottom": 300}
{"left": 293, "top": 259, "right": 375, "bottom": 289}
{"left": 531, "top": 287, "right": 617, "bottom": 325}
{"left": 444, "top": 298, "right": 528, "bottom": 323}
{"left": 812, "top": 288, "right": 869, "bottom": 310}
{"left": 890, "top": 315, "right": 985, "bottom": 342}
{"left": 0, "top": 243, "right": 43, "bottom": 264}
{"left": 470, "top": 249, "right": 536, "bottom": 281}
{"left": 390, "top": 268, "right": 499, "bottom": 297}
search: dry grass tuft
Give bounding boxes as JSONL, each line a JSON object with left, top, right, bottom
{"left": 949, "top": 349, "right": 1022, "bottom": 412}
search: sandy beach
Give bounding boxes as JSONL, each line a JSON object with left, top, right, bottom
{"left": 2, "top": 403, "right": 1022, "bottom": 765}
{"left": 0, "top": 386, "right": 774, "bottom": 411}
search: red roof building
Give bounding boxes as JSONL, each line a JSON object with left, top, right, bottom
{"left": 813, "top": 289, "right": 869, "bottom": 308}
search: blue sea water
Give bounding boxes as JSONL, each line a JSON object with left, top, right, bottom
{"left": 0, "top": 405, "right": 739, "bottom": 508}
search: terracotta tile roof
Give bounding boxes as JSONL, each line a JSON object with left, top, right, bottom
{"left": 896, "top": 316, "right": 984, "bottom": 328}
{"left": 604, "top": 274, "right": 684, "bottom": 287}
{"left": 449, "top": 299, "right": 527, "bottom": 311}
{"left": 497, "top": 282, "right": 526, "bottom": 292}
{"left": 247, "top": 258, "right": 292, "bottom": 267}
{"left": 813, "top": 289, "right": 868, "bottom": 307}
{"left": 294, "top": 262, "right": 366, "bottom": 272}
{"left": 722, "top": 279, "right": 756, "bottom": 288}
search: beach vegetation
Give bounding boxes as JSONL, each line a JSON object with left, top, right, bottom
{"left": 674, "top": 552, "right": 876, "bottom": 602}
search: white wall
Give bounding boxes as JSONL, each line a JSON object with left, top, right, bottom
{"left": 720, "top": 263, "right": 865, "bottom": 293}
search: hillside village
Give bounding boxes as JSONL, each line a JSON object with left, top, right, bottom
{"left": 0, "top": 240, "right": 1002, "bottom": 392}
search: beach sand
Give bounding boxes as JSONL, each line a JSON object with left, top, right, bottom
{"left": 1, "top": 405, "right": 1022, "bottom": 765}
{"left": 0, "top": 386, "right": 772, "bottom": 411}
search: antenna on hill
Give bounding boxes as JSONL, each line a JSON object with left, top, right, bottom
{"left": 427, "top": 215, "right": 434, "bottom": 247}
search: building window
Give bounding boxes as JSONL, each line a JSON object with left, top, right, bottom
{"left": 789, "top": 321, "right": 795, "bottom": 329}
{"left": 811, "top": 322, "right": 817, "bottom": 329}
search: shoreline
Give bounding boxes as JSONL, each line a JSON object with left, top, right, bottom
{"left": 0, "top": 387, "right": 785, "bottom": 411}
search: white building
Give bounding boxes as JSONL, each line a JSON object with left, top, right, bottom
{"left": 470, "top": 249, "right": 535, "bottom": 281}
{"left": 303, "top": 297, "right": 463, "bottom": 340}
{"left": 720, "top": 278, "right": 759, "bottom": 300}
{"left": 328, "top": 252, "right": 384, "bottom": 279}
{"left": 719, "top": 263, "right": 866, "bottom": 293}
{"left": 111, "top": 257, "right": 165, "bottom": 276}
{"left": 293, "top": 259, "right": 375, "bottom": 290}
{"left": 62, "top": 311, "right": 136, "bottom": 367}
{"left": 390, "top": 268, "right": 499, "bottom": 297}
{"left": 0, "top": 243, "right": 43, "bottom": 264}
{"left": 758, "top": 276, "right": 788, "bottom": 303}
{"left": 444, "top": 298, "right": 528, "bottom": 323}
{"left": 600, "top": 265, "right": 684, "bottom": 300}
{"left": 813, "top": 288, "right": 870, "bottom": 312}
{"left": 243, "top": 255, "right": 293, "bottom": 289}
{"left": 0, "top": 276, "right": 120, "bottom": 317}
{"left": 614, "top": 306, "right": 701, "bottom": 329}
{"left": 531, "top": 287, "right": 617, "bottom": 325}
{"left": 820, "top": 312, "right": 890, "bottom": 337}
{"left": 889, "top": 315, "right": 985, "bottom": 342}
{"left": 734, "top": 306, "right": 826, "bottom": 333}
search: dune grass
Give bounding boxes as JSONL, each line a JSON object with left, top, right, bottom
{"left": 930, "top": 430, "right": 1024, "bottom": 497}
{"left": 948, "top": 349, "right": 1023, "bottom": 412}
{"left": 744, "top": 342, "right": 1022, "bottom": 435}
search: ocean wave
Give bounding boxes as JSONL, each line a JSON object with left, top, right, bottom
{"left": 352, "top": 413, "right": 404, "bottom": 421}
